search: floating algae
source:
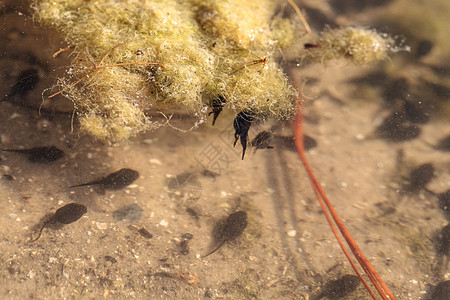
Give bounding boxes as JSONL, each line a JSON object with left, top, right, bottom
{"left": 33, "top": 0, "right": 395, "bottom": 141}
{"left": 298, "top": 27, "right": 395, "bottom": 65}
{"left": 33, "top": 0, "right": 300, "bottom": 141}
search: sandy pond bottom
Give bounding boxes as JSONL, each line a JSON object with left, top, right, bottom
{"left": 1, "top": 2, "right": 449, "bottom": 300}
{"left": 1, "top": 73, "right": 449, "bottom": 299}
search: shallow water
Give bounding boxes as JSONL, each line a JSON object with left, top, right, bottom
{"left": 0, "top": 1, "right": 449, "bottom": 299}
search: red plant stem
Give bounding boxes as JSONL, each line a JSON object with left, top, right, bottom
{"left": 293, "top": 92, "right": 395, "bottom": 300}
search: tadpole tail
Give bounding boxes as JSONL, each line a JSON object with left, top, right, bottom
{"left": 69, "top": 180, "right": 101, "bottom": 188}
{"left": 424, "top": 187, "right": 437, "bottom": 196}
{"left": 29, "top": 222, "right": 47, "bottom": 243}
{"left": 0, "top": 149, "right": 30, "bottom": 153}
{"left": 202, "top": 241, "right": 225, "bottom": 258}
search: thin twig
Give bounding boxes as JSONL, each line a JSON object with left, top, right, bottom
{"left": 293, "top": 89, "right": 395, "bottom": 299}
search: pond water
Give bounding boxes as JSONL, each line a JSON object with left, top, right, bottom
{"left": 0, "top": 0, "right": 449, "bottom": 299}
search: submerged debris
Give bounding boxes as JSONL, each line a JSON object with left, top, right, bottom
{"left": 30, "top": 203, "right": 87, "bottom": 242}
{"left": 113, "top": 204, "right": 143, "bottom": 222}
{"left": 70, "top": 168, "right": 139, "bottom": 192}
{"left": 204, "top": 211, "right": 248, "bottom": 257}
{"left": 299, "top": 27, "right": 395, "bottom": 65}
{"left": 128, "top": 225, "right": 153, "bottom": 239}
{"left": 177, "top": 233, "right": 194, "bottom": 255}
{"left": 167, "top": 172, "right": 202, "bottom": 206}
{"left": 0, "top": 146, "right": 65, "bottom": 163}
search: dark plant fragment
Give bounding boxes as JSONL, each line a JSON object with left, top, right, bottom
{"left": 233, "top": 112, "right": 253, "bottom": 159}
{"left": 304, "top": 43, "right": 320, "bottom": 49}
{"left": 208, "top": 95, "right": 226, "bottom": 125}
{"left": 201, "top": 169, "right": 220, "bottom": 179}
{"left": 0, "top": 146, "right": 65, "bottom": 163}
{"left": 70, "top": 168, "right": 139, "bottom": 191}
{"left": 128, "top": 225, "right": 153, "bottom": 239}
{"left": 177, "top": 233, "right": 193, "bottom": 255}
{"left": 30, "top": 203, "right": 87, "bottom": 242}
{"left": 204, "top": 211, "right": 248, "bottom": 257}
{"left": 186, "top": 207, "right": 200, "bottom": 220}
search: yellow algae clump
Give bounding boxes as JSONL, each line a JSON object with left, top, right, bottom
{"left": 300, "top": 27, "right": 394, "bottom": 65}
{"left": 33, "top": 0, "right": 301, "bottom": 141}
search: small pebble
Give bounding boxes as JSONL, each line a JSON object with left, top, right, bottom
{"left": 95, "top": 222, "right": 109, "bottom": 230}
{"left": 149, "top": 158, "right": 162, "bottom": 165}
{"left": 288, "top": 230, "right": 297, "bottom": 237}
{"left": 355, "top": 133, "right": 366, "bottom": 140}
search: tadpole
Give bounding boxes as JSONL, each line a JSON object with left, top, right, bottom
{"left": 313, "top": 274, "right": 361, "bottom": 299}
{"left": 406, "top": 163, "right": 434, "bottom": 191}
{"left": 233, "top": 112, "right": 253, "bottom": 159}
{"left": 0, "top": 146, "right": 65, "bottom": 163}
{"left": 70, "top": 168, "right": 139, "bottom": 192}
{"left": 3, "top": 68, "right": 40, "bottom": 100}
{"left": 30, "top": 203, "right": 87, "bottom": 242}
{"left": 402, "top": 100, "right": 430, "bottom": 124}
{"left": 203, "top": 211, "right": 248, "bottom": 258}
{"left": 376, "top": 112, "right": 421, "bottom": 142}
{"left": 251, "top": 131, "right": 273, "bottom": 150}
{"left": 274, "top": 134, "right": 317, "bottom": 152}
{"left": 435, "top": 135, "right": 450, "bottom": 152}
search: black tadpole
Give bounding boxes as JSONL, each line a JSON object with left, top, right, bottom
{"left": 70, "top": 168, "right": 139, "bottom": 191}
{"left": 233, "top": 112, "right": 253, "bottom": 159}
{"left": 30, "top": 203, "right": 87, "bottom": 242}
{"left": 313, "top": 274, "right": 361, "bottom": 300}
{"left": 251, "top": 131, "right": 274, "bottom": 151}
{"left": 3, "top": 68, "right": 40, "bottom": 101}
{"left": 407, "top": 163, "right": 434, "bottom": 191}
{"left": 203, "top": 211, "right": 248, "bottom": 258}
{"left": 435, "top": 135, "right": 450, "bottom": 152}
{"left": 0, "top": 146, "right": 65, "bottom": 163}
